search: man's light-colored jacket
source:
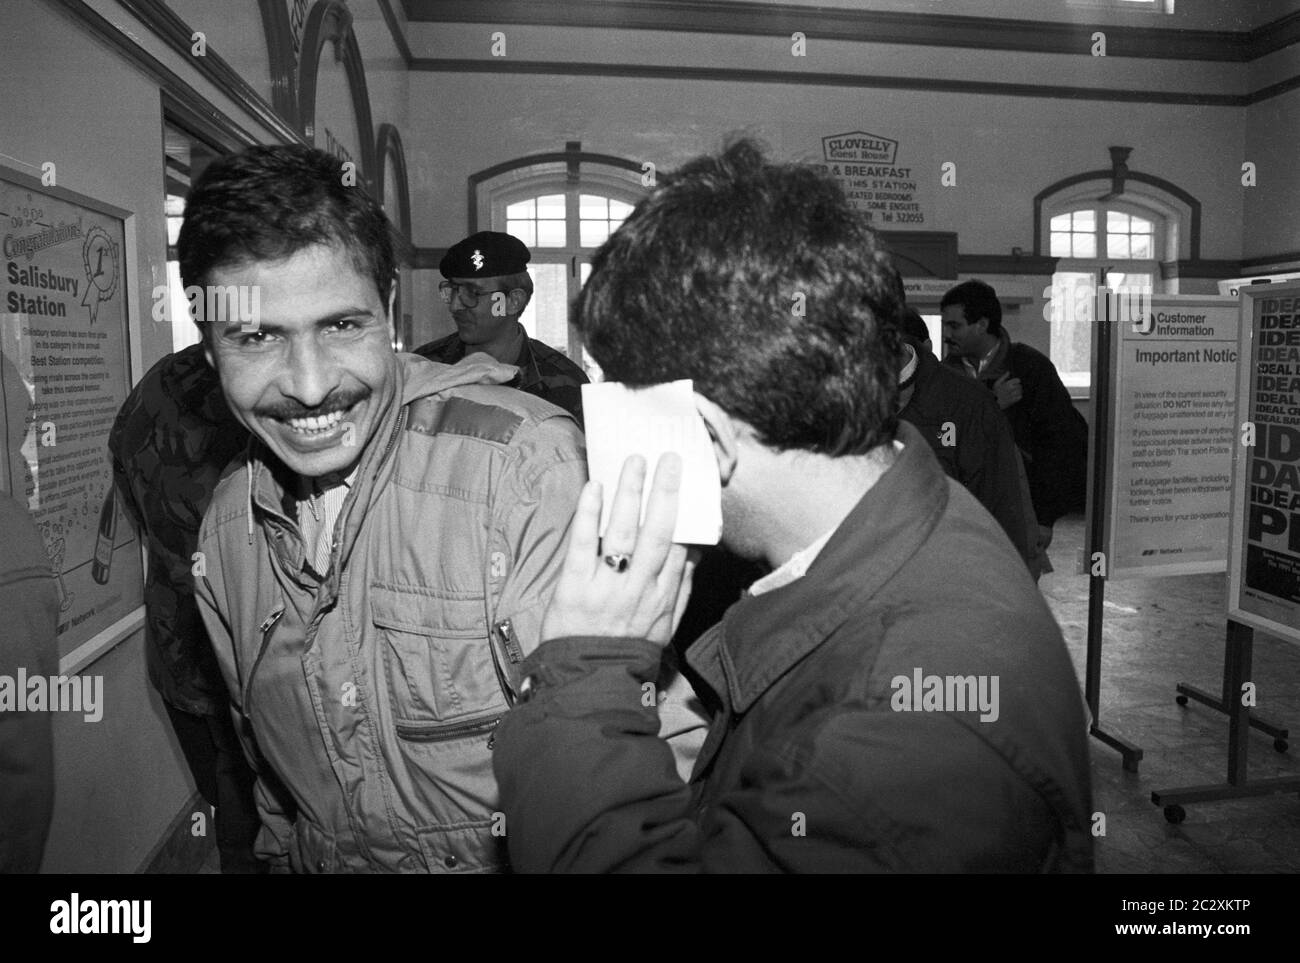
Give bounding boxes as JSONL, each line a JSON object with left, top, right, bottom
{"left": 195, "top": 353, "right": 586, "bottom": 872}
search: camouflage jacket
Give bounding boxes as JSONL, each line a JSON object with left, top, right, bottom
{"left": 108, "top": 343, "right": 248, "bottom": 715}
{"left": 414, "top": 326, "right": 588, "bottom": 428}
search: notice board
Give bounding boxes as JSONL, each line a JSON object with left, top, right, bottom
{"left": 0, "top": 166, "right": 143, "bottom": 661}
{"left": 1227, "top": 282, "right": 1300, "bottom": 644}
{"left": 1097, "top": 292, "right": 1240, "bottom": 577}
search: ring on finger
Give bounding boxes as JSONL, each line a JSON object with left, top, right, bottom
{"left": 603, "top": 552, "right": 632, "bottom": 573}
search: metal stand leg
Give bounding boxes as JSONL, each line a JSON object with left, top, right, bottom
{"left": 1152, "top": 621, "right": 1300, "bottom": 823}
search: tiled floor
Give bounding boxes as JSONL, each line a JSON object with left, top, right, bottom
{"left": 193, "top": 514, "right": 1300, "bottom": 874}
{"left": 1041, "top": 515, "right": 1300, "bottom": 873}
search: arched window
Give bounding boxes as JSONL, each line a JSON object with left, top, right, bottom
{"left": 472, "top": 147, "right": 646, "bottom": 378}
{"left": 1046, "top": 201, "right": 1166, "bottom": 390}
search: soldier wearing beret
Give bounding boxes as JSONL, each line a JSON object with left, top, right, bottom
{"left": 415, "top": 231, "right": 589, "bottom": 427}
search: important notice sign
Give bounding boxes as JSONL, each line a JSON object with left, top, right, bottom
{"left": 1228, "top": 282, "right": 1300, "bottom": 644}
{"left": 0, "top": 167, "right": 143, "bottom": 660}
{"left": 1101, "top": 293, "right": 1239, "bottom": 577}
{"left": 815, "top": 130, "right": 934, "bottom": 229}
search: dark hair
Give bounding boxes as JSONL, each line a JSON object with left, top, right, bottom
{"left": 898, "top": 306, "right": 930, "bottom": 343}
{"left": 177, "top": 144, "right": 395, "bottom": 312}
{"left": 576, "top": 138, "right": 901, "bottom": 456}
{"left": 939, "top": 279, "right": 1003, "bottom": 335}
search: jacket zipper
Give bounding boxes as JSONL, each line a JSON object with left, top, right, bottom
{"left": 395, "top": 713, "right": 500, "bottom": 743}
{"left": 242, "top": 607, "right": 284, "bottom": 719}
{"left": 488, "top": 620, "right": 519, "bottom": 708}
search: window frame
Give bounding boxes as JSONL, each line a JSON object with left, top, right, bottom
{"left": 1044, "top": 194, "right": 1174, "bottom": 395}
{"left": 477, "top": 159, "right": 646, "bottom": 369}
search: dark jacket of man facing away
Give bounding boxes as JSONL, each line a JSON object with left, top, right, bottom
{"left": 0, "top": 492, "right": 58, "bottom": 872}
{"left": 493, "top": 139, "right": 1094, "bottom": 873}
{"left": 897, "top": 336, "right": 1037, "bottom": 570}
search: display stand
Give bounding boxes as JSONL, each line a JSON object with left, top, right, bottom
{"left": 1173, "top": 643, "right": 1290, "bottom": 753}
{"left": 1152, "top": 620, "right": 1300, "bottom": 823}
{"left": 1084, "top": 273, "right": 1144, "bottom": 771}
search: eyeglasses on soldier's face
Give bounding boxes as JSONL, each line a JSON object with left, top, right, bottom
{"left": 438, "top": 280, "right": 505, "bottom": 308}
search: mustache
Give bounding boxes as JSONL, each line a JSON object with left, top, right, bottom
{"left": 257, "top": 388, "right": 369, "bottom": 421}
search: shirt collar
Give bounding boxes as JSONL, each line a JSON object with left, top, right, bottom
{"left": 748, "top": 529, "right": 837, "bottom": 596}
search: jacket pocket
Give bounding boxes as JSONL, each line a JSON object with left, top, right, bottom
{"left": 290, "top": 819, "right": 337, "bottom": 874}
{"left": 370, "top": 584, "right": 508, "bottom": 733}
{"left": 416, "top": 817, "right": 510, "bottom": 873}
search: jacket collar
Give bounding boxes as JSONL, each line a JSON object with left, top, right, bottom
{"left": 513, "top": 336, "right": 544, "bottom": 391}
{"left": 243, "top": 352, "right": 518, "bottom": 587}
{"left": 969, "top": 329, "right": 1012, "bottom": 382}
{"left": 687, "top": 420, "right": 949, "bottom": 714}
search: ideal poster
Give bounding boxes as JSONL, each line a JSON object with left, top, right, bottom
{"left": 1227, "top": 281, "right": 1300, "bottom": 644}
{"left": 0, "top": 166, "right": 143, "bottom": 660}
{"left": 1101, "top": 293, "right": 1240, "bottom": 577}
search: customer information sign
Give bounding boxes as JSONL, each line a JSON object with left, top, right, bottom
{"left": 1228, "top": 282, "right": 1300, "bottom": 644}
{"left": 1097, "top": 292, "right": 1240, "bottom": 577}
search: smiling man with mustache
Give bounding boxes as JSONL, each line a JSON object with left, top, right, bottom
{"left": 187, "top": 145, "right": 587, "bottom": 872}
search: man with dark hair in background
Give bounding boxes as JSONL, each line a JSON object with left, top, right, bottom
{"left": 185, "top": 145, "right": 586, "bottom": 872}
{"left": 940, "top": 279, "right": 1089, "bottom": 574}
{"left": 891, "top": 302, "right": 1037, "bottom": 570}
{"left": 415, "top": 231, "right": 588, "bottom": 426}
{"left": 109, "top": 347, "right": 261, "bottom": 872}
{"left": 493, "top": 139, "right": 1093, "bottom": 872}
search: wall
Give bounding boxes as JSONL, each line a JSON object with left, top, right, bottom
{"left": 403, "top": 70, "right": 1249, "bottom": 356}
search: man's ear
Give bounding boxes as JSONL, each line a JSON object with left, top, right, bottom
{"left": 974, "top": 316, "right": 989, "bottom": 336}
{"left": 693, "top": 393, "right": 741, "bottom": 486}
{"left": 507, "top": 287, "right": 530, "bottom": 317}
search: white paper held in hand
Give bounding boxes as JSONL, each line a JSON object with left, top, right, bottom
{"left": 580, "top": 379, "right": 723, "bottom": 545}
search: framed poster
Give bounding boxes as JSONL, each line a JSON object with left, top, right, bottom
{"left": 1227, "top": 281, "right": 1300, "bottom": 644}
{"left": 0, "top": 166, "right": 144, "bottom": 664}
{"left": 1098, "top": 293, "right": 1240, "bottom": 577}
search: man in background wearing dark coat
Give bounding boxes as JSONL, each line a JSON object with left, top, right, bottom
{"left": 941, "top": 280, "right": 1089, "bottom": 574}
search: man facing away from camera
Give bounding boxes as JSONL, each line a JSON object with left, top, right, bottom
{"left": 493, "top": 140, "right": 1094, "bottom": 872}
{"left": 187, "top": 145, "right": 586, "bottom": 872}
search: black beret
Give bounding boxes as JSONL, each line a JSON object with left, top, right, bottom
{"left": 439, "top": 231, "right": 531, "bottom": 278}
